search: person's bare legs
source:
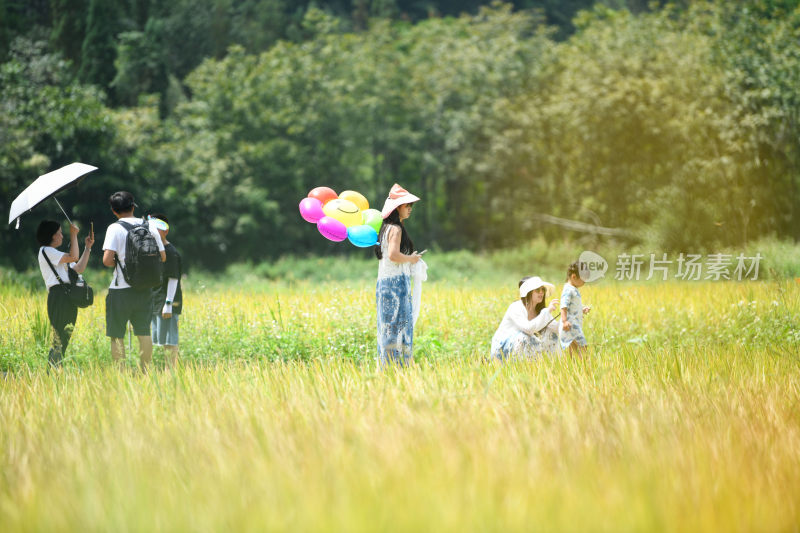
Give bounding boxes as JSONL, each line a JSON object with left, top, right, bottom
{"left": 165, "top": 345, "right": 179, "bottom": 369}
{"left": 138, "top": 335, "right": 153, "bottom": 373}
{"left": 110, "top": 338, "right": 126, "bottom": 369}
{"left": 568, "top": 340, "right": 585, "bottom": 358}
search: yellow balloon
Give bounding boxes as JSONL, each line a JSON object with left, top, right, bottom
{"left": 322, "top": 199, "right": 362, "bottom": 227}
{"left": 338, "top": 190, "right": 369, "bottom": 212}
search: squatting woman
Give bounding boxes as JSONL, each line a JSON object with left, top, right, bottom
{"left": 490, "top": 276, "right": 560, "bottom": 361}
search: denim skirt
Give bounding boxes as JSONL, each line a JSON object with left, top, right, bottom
{"left": 376, "top": 273, "right": 413, "bottom": 367}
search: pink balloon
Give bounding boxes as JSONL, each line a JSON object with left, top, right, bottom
{"left": 317, "top": 216, "right": 348, "bottom": 242}
{"left": 299, "top": 197, "right": 324, "bottom": 223}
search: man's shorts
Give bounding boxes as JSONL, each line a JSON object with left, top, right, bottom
{"left": 106, "top": 288, "right": 153, "bottom": 338}
{"left": 151, "top": 314, "right": 179, "bottom": 346}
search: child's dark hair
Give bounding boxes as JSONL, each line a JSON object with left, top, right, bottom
{"left": 566, "top": 261, "right": 580, "bottom": 281}
{"left": 150, "top": 213, "right": 169, "bottom": 224}
{"left": 374, "top": 209, "right": 414, "bottom": 259}
{"left": 36, "top": 220, "right": 60, "bottom": 246}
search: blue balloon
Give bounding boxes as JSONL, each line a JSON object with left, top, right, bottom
{"left": 347, "top": 224, "right": 378, "bottom": 248}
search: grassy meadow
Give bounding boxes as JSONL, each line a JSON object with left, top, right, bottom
{"left": 1, "top": 265, "right": 800, "bottom": 531}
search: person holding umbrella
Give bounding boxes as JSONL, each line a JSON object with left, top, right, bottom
{"left": 36, "top": 220, "right": 94, "bottom": 367}
{"left": 9, "top": 162, "right": 99, "bottom": 369}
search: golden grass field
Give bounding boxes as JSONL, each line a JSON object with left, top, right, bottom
{"left": 1, "top": 280, "right": 799, "bottom": 531}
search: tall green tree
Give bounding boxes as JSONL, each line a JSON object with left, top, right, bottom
{"left": 111, "top": 19, "right": 168, "bottom": 108}
{"left": 230, "top": 0, "right": 291, "bottom": 52}
{"left": 51, "top": 0, "right": 88, "bottom": 67}
{"left": 0, "top": 0, "right": 7, "bottom": 59}
{"left": 79, "top": 0, "right": 123, "bottom": 96}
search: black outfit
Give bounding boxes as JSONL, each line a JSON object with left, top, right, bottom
{"left": 40, "top": 247, "right": 79, "bottom": 367}
{"left": 151, "top": 243, "right": 182, "bottom": 315}
{"left": 47, "top": 284, "right": 78, "bottom": 366}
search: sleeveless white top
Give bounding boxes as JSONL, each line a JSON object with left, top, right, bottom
{"left": 377, "top": 226, "right": 411, "bottom": 280}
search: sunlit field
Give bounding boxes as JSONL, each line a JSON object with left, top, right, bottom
{"left": 2, "top": 279, "right": 799, "bottom": 531}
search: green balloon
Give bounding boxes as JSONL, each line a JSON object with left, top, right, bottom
{"left": 361, "top": 209, "right": 383, "bottom": 233}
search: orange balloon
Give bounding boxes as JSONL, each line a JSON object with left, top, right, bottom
{"left": 308, "top": 186, "right": 338, "bottom": 206}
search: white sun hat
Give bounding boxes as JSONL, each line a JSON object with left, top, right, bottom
{"left": 381, "top": 183, "right": 421, "bottom": 219}
{"left": 519, "top": 276, "right": 555, "bottom": 298}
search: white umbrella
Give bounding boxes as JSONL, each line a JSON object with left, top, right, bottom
{"left": 8, "top": 162, "right": 98, "bottom": 228}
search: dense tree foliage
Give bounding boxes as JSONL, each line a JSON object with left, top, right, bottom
{"left": 1, "top": 1, "right": 799, "bottom": 270}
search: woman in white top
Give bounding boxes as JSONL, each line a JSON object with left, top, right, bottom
{"left": 37, "top": 220, "right": 94, "bottom": 367}
{"left": 490, "top": 276, "right": 561, "bottom": 361}
{"left": 374, "top": 184, "right": 423, "bottom": 367}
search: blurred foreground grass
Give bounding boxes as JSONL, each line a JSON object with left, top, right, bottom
{"left": 1, "top": 346, "right": 799, "bottom": 531}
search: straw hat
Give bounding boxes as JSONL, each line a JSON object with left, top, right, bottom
{"left": 519, "top": 276, "right": 555, "bottom": 298}
{"left": 381, "top": 183, "right": 420, "bottom": 219}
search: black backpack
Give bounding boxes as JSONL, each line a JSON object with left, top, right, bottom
{"left": 115, "top": 220, "right": 163, "bottom": 288}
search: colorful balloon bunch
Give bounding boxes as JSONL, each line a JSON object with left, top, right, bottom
{"left": 299, "top": 187, "right": 382, "bottom": 247}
